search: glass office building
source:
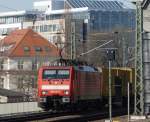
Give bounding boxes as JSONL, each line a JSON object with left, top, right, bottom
{"left": 64, "top": 0, "right": 135, "bottom": 32}
{"left": 58, "top": 0, "right": 136, "bottom": 66}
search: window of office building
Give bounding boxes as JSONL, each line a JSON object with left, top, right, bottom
{"left": 43, "top": 25, "right": 48, "bottom": 32}
{"left": 52, "top": 36, "right": 57, "bottom": 43}
{"left": 48, "top": 25, "right": 53, "bottom": 32}
{"left": 101, "top": 12, "right": 110, "bottom": 31}
{"left": 48, "top": 35, "right": 53, "bottom": 42}
{"left": 40, "top": 25, "right": 44, "bottom": 32}
{"left": 0, "top": 17, "right": 5, "bottom": 24}
{"left": 56, "top": 24, "right": 61, "bottom": 31}
{"left": 0, "top": 16, "right": 24, "bottom": 24}
{"left": 35, "top": 26, "right": 40, "bottom": 32}
{"left": 111, "top": 12, "right": 120, "bottom": 27}
{"left": 53, "top": 25, "right": 57, "bottom": 31}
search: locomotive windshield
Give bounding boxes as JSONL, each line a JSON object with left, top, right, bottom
{"left": 42, "top": 69, "right": 70, "bottom": 79}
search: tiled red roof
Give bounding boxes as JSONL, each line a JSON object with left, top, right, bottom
{"left": 1, "top": 29, "right": 59, "bottom": 57}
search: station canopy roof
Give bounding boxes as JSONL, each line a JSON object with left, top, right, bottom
{"left": 66, "top": 0, "right": 135, "bottom": 10}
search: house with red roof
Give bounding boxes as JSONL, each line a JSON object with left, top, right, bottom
{"left": 0, "top": 29, "right": 59, "bottom": 101}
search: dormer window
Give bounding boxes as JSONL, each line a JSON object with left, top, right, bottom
{"left": 35, "top": 46, "right": 42, "bottom": 52}
{"left": 45, "top": 46, "right": 51, "bottom": 52}
{"left": 24, "top": 46, "right": 30, "bottom": 52}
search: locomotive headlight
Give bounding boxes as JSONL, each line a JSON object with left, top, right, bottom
{"left": 64, "top": 90, "right": 69, "bottom": 95}
{"left": 42, "top": 91, "right": 48, "bottom": 95}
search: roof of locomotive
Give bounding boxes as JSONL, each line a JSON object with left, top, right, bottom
{"left": 40, "top": 65, "right": 100, "bottom": 73}
{"left": 73, "top": 65, "right": 99, "bottom": 72}
{"left": 41, "top": 59, "right": 101, "bottom": 72}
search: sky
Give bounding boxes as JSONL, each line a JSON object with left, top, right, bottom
{"left": 0, "top": 0, "right": 35, "bottom": 12}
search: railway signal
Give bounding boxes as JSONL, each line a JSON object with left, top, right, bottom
{"left": 106, "top": 50, "right": 116, "bottom": 61}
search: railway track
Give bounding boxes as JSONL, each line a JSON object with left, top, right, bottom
{"left": 0, "top": 110, "right": 71, "bottom": 122}
{"left": 0, "top": 107, "right": 133, "bottom": 122}
{"left": 31, "top": 108, "right": 130, "bottom": 122}
{"left": 48, "top": 109, "right": 128, "bottom": 122}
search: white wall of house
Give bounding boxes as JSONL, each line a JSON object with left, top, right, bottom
{"left": 1, "top": 57, "right": 57, "bottom": 71}
{"left": 9, "top": 75, "right": 19, "bottom": 90}
{"left": 0, "top": 56, "right": 58, "bottom": 91}
{"left": 4, "top": 73, "right": 10, "bottom": 89}
{"left": 9, "top": 59, "right": 18, "bottom": 70}
{"left": 23, "top": 60, "right": 32, "bottom": 70}
{"left": 0, "top": 96, "right": 7, "bottom": 103}
{"left": 2, "top": 59, "right": 9, "bottom": 70}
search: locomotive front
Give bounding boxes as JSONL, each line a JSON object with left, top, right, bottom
{"left": 38, "top": 66, "right": 73, "bottom": 110}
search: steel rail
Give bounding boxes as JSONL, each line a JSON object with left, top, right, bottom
{"left": 0, "top": 107, "right": 134, "bottom": 122}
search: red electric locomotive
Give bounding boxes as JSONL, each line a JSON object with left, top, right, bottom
{"left": 37, "top": 62, "right": 102, "bottom": 110}
{"left": 37, "top": 60, "right": 134, "bottom": 111}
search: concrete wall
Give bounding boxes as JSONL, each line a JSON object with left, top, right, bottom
{"left": 0, "top": 96, "right": 7, "bottom": 103}
{"left": 0, "top": 102, "right": 41, "bottom": 115}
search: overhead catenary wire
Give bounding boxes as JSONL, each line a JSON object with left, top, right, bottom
{"left": 0, "top": 4, "right": 18, "bottom": 11}
{"left": 78, "top": 40, "right": 114, "bottom": 57}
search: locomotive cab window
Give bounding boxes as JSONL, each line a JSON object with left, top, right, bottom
{"left": 57, "top": 70, "right": 70, "bottom": 79}
{"left": 42, "top": 69, "right": 70, "bottom": 79}
{"left": 43, "top": 70, "right": 57, "bottom": 79}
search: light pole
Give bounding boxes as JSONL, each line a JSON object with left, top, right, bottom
{"left": 106, "top": 49, "right": 115, "bottom": 122}
{"left": 128, "top": 81, "right": 130, "bottom": 122}
{"left": 109, "top": 60, "right": 112, "bottom": 122}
